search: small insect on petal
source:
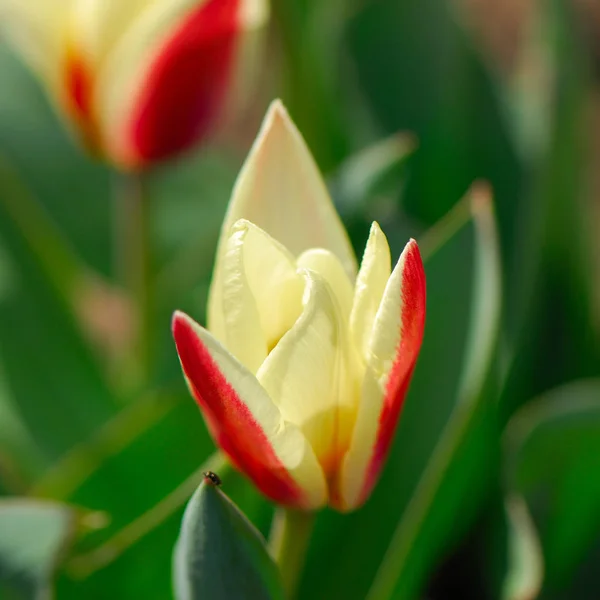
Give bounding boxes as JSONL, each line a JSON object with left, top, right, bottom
{"left": 203, "top": 471, "right": 222, "bottom": 486}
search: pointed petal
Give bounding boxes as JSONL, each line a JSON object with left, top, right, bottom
{"left": 208, "top": 100, "right": 356, "bottom": 336}
{"left": 350, "top": 222, "right": 392, "bottom": 361}
{"left": 257, "top": 271, "right": 358, "bottom": 476}
{"left": 218, "top": 100, "right": 357, "bottom": 274}
{"left": 95, "top": 0, "right": 267, "bottom": 166}
{"left": 216, "top": 219, "right": 304, "bottom": 373}
{"left": 172, "top": 311, "right": 327, "bottom": 510}
{"left": 297, "top": 248, "right": 354, "bottom": 321}
{"left": 334, "top": 240, "right": 426, "bottom": 511}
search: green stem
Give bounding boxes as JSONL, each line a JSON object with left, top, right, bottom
{"left": 268, "top": 508, "right": 315, "bottom": 598}
{"left": 113, "top": 172, "right": 153, "bottom": 388}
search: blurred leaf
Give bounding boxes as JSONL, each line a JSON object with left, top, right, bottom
{"left": 51, "top": 391, "right": 273, "bottom": 600}
{"left": 0, "top": 362, "right": 44, "bottom": 493}
{"left": 65, "top": 451, "right": 229, "bottom": 579}
{"left": 499, "top": 0, "right": 599, "bottom": 418}
{"left": 0, "top": 202, "right": 118, "bottom": 461}
{"left": 173, "top": 479, "right": 284, "bottom": 600}
{"left": 502, "top": 495, "right": 544, "bottom": 600}
{"left": 0, "top": 45, "right": 112, "bottom": 276}
{"left": 0, "top": 499, "right": 76, "bottom": 599}
{"left": 271, "top": 0, "right": 353, "bottom": 170}
{"left": 0, "top": 47, "right": 119, "bottom": 462}
{"left": 365, "top": 184, "right": 502, "bottom": 599}
{"left": 330, "top": 132, "right": 416, "bottom": 220}
{"left": 346, "top": 0, "right": 521, "bottom": 226}
{"left": 0, "top": 156, "right": 86, "bottom": 310}
{"left": 504, "top": 379, "right": 600, "bottom": 594}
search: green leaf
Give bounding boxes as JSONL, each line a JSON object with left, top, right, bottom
{"left": 0, "top": 362, "right": 44, "bottom": 492}
{"left": 0, "top": 499, "right": 76, "bottom": 599}
{"left": 330, "top": 133, "right": 416, "bottom": 218}
{"left": 501, "top": 495, "right": 544, "bottom": 600}
{"left": 504, "top": 379, "right": 600, "bottom": 592}
{"left": 173, "top": 479, "right": 284, "bottom": 600}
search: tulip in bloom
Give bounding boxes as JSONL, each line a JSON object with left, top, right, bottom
{"left": 0, "top": 0, "right": 268, "bottom": 168}
{"left": 173, "top": 101, "right": 426, "bottom": 511}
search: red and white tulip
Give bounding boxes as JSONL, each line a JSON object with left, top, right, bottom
{"left": 173, "top": 101, "right": 426, "bottom": 511}
{"left": 0, "top": 0, "right": 268, "bottom": 168}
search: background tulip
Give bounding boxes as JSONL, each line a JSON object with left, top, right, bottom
{"left": 0, "top": 0, "right": 268, "bottom": 168}
{"left": 173, "top": 102, "right": 427, "bottom": 511}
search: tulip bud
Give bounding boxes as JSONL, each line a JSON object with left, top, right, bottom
{"left": 0, "top": 0, "right": 269, "bottom": 168}
{"left": 173, "top": 101, "right": 426, "bottom": 511}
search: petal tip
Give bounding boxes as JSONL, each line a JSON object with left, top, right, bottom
{"left": 266, "top": 98, "right": 288, "bottom": 119}
{"left": 172, "top": 310, "right": 197, "bottom": 340}
{"left": 369, "top": 220, "right": 383, "bottom": 235}
{"left": 171, "top": 310, "right": 186, "bottom": 330}
{"left": 262, "top": 98, "right": 296, "bottom": 138}
{"left": 240, "top": 0, "right": 270, "bottom": 29}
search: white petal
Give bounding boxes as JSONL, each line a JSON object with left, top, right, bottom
{"left": 216, "top": 220, "right": 304, "bottom": 373}
{"left": 256, "top": 271, "right": 358, "bottom": 475}
{"left": 350, "top": 222, "right": 392, "bottom": 361}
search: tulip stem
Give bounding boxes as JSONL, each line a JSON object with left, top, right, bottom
{"left": 113, "top": 172, "right": 153, "bottom": 388}
{"left": 268, "top": 508, "right": 315, "bottom": 598}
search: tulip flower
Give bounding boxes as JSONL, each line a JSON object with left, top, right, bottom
{"left": 173, "top": 101, "right": 426, "bottom": 512}
{"left": 0, "top": 0, "right": 268, "bottom": 168}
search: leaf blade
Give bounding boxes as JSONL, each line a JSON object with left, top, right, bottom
{"left": 173, "top": 479, "right": 284, "bottom": 600}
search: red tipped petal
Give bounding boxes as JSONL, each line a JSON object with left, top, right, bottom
{"left": 172, "top": 311, "right": 327, "bottom": 509}
{"left": 363, "top": 241, "right": 426, "bottom": 498}
{"left": 335, "top": 240, "right": 426, "bottom": 510}
{"left": 125, "top": 0, "right": 240, "bottom": 165}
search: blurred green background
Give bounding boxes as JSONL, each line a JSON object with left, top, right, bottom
{"left": 1, "top": 0, "right": 599, "bottom": 598}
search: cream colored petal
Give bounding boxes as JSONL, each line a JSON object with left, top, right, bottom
{"left": 297, "top": 248, "right": 354, "bottom": 321}
{"left": 173, "top": 311, "right": 327, "bottom": 509}
{"left": 217, "top": 223, "right": 266, "bottom": 374}
{"left": 208, "top": 101, "right": 357, "bottom": 334}
{"left": 350, "top": 222, "right": 392, "bottom": 361}
{"left": 70, "top": 0, "right": 162, "bottom": 66}
{"left": 217, "top": 220, "right": 304, "bottom": 372}
{"left": 334, "top": 365, "right": 382, "bottom": 511}
{"left": 238, "top": 0, "right": 269, "bottom": 28}
{"left": 335, "top": 240, "right": 426, "bottom": 510}
{"left": 72, "top": 0, "right": 267, "bottom": 67}
{"left": 218, "top": 100, "right": 357, "bottom": 276}
{"left": 0, "top": 0, "right": 73, "bottom": 90}
{"left": 256, "top": 271, "right": 358, "bottom": 476}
